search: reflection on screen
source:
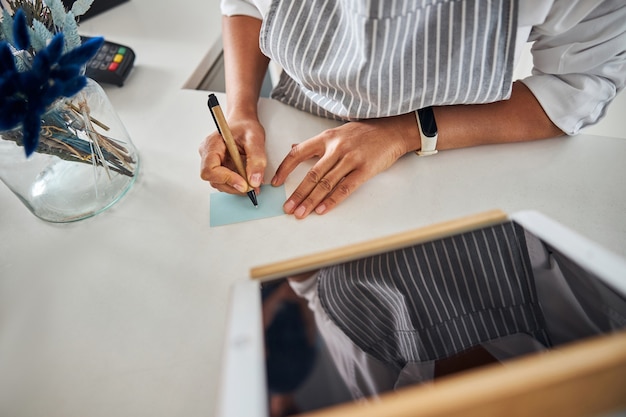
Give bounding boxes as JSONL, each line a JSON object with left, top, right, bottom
{"left": 260, "top": 221, "right": 626, "bottom": 417}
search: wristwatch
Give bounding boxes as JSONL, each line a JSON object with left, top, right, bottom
{"left": 415, "top": 107, "right": 438, "bottom": 156}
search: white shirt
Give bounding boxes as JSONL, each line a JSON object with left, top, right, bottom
{"left": 220, "top": 0, "right": 626, "bottom": 135}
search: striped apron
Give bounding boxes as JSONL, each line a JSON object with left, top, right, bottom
{"left": 317, "top": 222, "right": 550, "bottom": 370}
{"left": 260, "top": 0, "right": 518, "bottom": 121}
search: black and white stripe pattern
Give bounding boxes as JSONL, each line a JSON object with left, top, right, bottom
{"left": 317, "top": 221, "right": 550, "bottom": 370}
{"left": 260, "top": 0, "right": 518, "bottom": 120}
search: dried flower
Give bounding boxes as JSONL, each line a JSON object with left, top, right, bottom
{"left": 0, "top": 3, "right": 103, "bottom": 156}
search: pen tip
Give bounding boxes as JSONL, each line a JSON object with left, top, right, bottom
{"left": 247, "top": 190, "right": 258, "bottom": 207}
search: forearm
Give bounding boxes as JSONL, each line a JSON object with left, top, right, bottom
{"left": 433, "top": 81, "right": 564, "bottom": 151}
{"left": 221, "top": 15, "right": 270, "bottom": 120}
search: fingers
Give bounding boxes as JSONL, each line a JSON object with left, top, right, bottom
{"left": 199, "top": 118, "right": 268, "bottom": 195}
{"left": 274, "top": 139, "right": 365, "bottom": 219}
{"left": 285, "top": 160, "right": 364, "bottom": 219}
{"left": 199, "top": 133, "right": 250, "bottom": 194}
{"left": 271, "top": 141, "right": 321, "bottom": 187}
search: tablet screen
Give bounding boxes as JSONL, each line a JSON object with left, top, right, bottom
{"left": 257, "top": 220, "right": 626, "bottom": 417}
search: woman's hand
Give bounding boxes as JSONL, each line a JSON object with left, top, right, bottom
{"left": 199, "top": 15, "right": 270, "bottom": 196}
{"left": 271, "top": 112, "right": 420, "bottom": 219}
{"left": 199, "top": 117, "right": 267, "bottom": 195}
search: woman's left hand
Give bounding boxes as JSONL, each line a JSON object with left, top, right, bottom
{"left": 270, "top": 112, "right": 420, "bottom": 219}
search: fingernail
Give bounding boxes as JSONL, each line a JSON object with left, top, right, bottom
{"left": 295, "top": 205, "right": 306, "bottom": 218}
{"left": 284, "top": 200, "right": 296, "bottom": 213}
{"left": 250, "top": 173, "right": 262, "bottom": 187}
{"left": 271, "top": 175, "right": 279, "bottom": 186}
{"left": 234, "top": 183, "right": 246, "bottom": 193}
{"left": 315, "top": 204, "right": 326, "bottom": 215}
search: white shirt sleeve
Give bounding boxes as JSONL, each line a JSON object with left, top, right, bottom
{"left": 521, "top": 0, "right": 626, "bottom": 135}
{"left": 220, "top": 0, "right": 263, "bottom": 19}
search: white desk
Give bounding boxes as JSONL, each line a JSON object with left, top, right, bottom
{"left": 1, "top": 1, "right": 626, "bottom": 417}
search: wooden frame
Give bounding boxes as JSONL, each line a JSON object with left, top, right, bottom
{"left": 251, "top": 209, "right": 508, "bottom": 281}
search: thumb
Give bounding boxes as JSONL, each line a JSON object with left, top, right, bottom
{"left": 247, "top": 160, "right": 265, "bottom": 189}
{"left": 245, "top": 143, "right": 267, "bottom": 189}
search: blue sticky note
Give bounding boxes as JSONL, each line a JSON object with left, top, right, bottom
{"left": 210, "top": 184, "right": 286, "bottom": 227}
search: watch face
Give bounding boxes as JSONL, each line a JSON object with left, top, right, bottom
{"left": 418, "top": 107, "right": 438, "bottom": 137}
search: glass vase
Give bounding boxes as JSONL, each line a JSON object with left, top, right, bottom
{"left": 0, "top": 78, "right": 139, "bottom": 223}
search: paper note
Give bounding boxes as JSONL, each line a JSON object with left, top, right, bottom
{"left": 210, "top": 185, "right": 286, "bottom": 227}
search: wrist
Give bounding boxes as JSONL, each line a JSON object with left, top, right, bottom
{"left": 225, "top": 102, "right": 260, "bottom": 123}
{"left": 399, "top": 112, "right": 423, "bottom": 154}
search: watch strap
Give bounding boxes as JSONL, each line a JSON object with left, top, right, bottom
{"left": 415, "top": 107, "right": 438, "bottom": 156}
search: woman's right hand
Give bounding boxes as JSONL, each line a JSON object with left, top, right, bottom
{"left": 202, "top": 14, "right": 270, "bottom": 195}
{"left": 199, "top": 116, "right": 267, "bottom": 195}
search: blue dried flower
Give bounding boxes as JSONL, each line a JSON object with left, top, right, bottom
{"left": 12, "top": 9, "right": 29, "bottom": 50}
{"left": 0, "top": 8, "right": 104, "bottom": 157}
